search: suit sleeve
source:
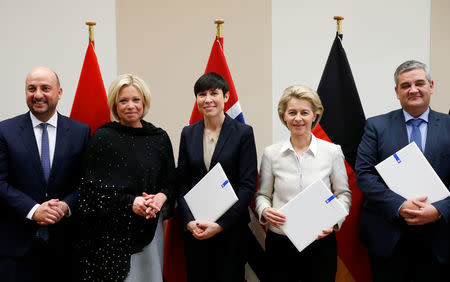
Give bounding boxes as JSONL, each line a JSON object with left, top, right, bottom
{"left": 430, "top": 115, "right": 450, "bottom": 222}
{"left": 433, "top": 196, "right": 450, "bottom": 222}
{"left": 177, "top": 127, "right": 195, "bottom": 226}
{"left": 355, "top": 119, "right": 406, "bottom": 221}
{"left": 0, "top": 128, "right": 38, "bottom": 218}
{"left": 216, "top": 126, "right": 257, "bottom": 230}
{"left": 62, "top": 124, "right": 90, "bottom": 209}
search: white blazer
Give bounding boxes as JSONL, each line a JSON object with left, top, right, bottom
{"left": 255, "top": 134, "right": 352, "bottom": 235}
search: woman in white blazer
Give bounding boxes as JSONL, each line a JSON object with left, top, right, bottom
{"left": 255, "top": 85, "right": 352, "bottom": 282}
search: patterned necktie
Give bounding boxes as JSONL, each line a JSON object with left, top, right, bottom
{"left": 41, "top": 123, "right": 50, "bottom": 182}
{"left": 408, "top": 118, "right": 424, "bottom": 152}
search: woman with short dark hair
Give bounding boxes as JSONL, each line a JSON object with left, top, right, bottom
{"left": 177, "top": 72, "right": 258, "bottom": 282}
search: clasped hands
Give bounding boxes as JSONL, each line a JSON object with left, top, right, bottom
{"left": 133, "top": 192, "right": 167, "bottom": 219}
{"left": 399, "top": 196, "right": 441, "bottom": 225}
{"left": 186, "top": 220, "right": 223, "bottom": 240}
{"left": 32, "top": 199, "right": 68, "bottom": 226}
{"left": 262, "top": 207, "right": 333, "bottom": 240}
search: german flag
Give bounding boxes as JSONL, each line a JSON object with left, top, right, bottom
{"left": 312, "top": 32, "right": 370, "bottom": 282}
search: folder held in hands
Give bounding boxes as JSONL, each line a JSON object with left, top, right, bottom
{"left": 184, "top": 163, "right": 238, "bottom": 222}
{"left": 375, "top": 142, "right": 449, "bottom": 203}
{"left": 278, "top": 179, "right": 348, "bottom": 253}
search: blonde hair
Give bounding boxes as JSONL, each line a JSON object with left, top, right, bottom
{"left": 107, "top": 74, "right": 151, "bottom": 121}
{"left": 278, "top": 85, "right": 324, "bottom": 128}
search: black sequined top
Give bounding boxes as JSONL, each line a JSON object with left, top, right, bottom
{"left": 76, "top": 120, "right": 176, "bottom": 282}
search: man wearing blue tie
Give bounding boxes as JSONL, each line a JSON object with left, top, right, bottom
{"left": 0, "top": 67, "right": 90, "bottom": 282}
{"left": 356, "top": 60, "right": 450, "bottom": 282}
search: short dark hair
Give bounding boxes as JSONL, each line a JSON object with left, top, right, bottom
{"left": 194, "top": 72, "right": 229, "bottom": 96}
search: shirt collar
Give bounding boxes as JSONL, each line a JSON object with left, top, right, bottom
{"left": 280, "top": 133, "right": 318, "bottom": 157}
{"left": 30, "top": 111, "right": 58, "bottom": 128}
{"left": 402, "top": 107, "right": 429, "bottom": 124}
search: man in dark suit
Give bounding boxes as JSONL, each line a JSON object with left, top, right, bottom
{"left": 0, "top": 67, "right": 90, "bottom": 282}
{"left": 356, "top": 60, "right": 450, "bottom": 281}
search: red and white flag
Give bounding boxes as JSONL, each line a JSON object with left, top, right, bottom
{"left": 70, "top": 40, "right": 110, "bottom": 134}
{"left": 164, "top": 36, "right": 265, "bottom": 282}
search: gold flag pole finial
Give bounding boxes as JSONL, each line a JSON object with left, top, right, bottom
{"left": 86, "top": 21, "right": 96, "bottom": 42}
{"left": 333, "top": 16, "right": 344, "bottom": 35}
{"left": 214, "top": 19, "right": 224, "bottom": 38}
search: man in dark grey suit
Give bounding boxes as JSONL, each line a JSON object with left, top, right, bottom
{"left": 356, "top": 60, "right": 450, "bottom": 281}
{"left": 0, "top": 67, "right": 90, "bottom": 281}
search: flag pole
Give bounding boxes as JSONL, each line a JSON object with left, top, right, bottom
{"left": 333, "top": 16, "right": 344, "bottom": 35}
{"left": 214, "top": 19, "right": 224, "bottom": 38}
{"left": 86, "top": 21, "right": 96, "bottom": 42}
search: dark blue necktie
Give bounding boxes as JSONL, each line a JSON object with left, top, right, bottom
{"left": 41, "top": 123, "right": 50, "bottom": 182}
{"left": 408, "top": 118, "right": 424, "bottom": 152}
{"left": 39, "top": 123, "right": 50, "bottom": 241}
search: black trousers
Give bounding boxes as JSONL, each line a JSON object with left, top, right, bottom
{"left": 0, "top": 237, "right": 79, "bottom": 282}
{"left": 183, "top": 224, "right": 247, "bottom": 282}
{"left": 369, "top": 226, "right": 449, "bottom": 282}
{"left": 264, "top": 230, "right": 337, "bottom": 282}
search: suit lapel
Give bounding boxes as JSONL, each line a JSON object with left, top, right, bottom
{"left": 392, "top": 109, "right": 409, "bottom": 150}
{"left": 210, "top": 115, "right": 233, "bottom": 167}
{"left": 19, "top": 113, "right": 46, "bottom": 186}
{"left": 50, "top": 113, "right": 69, "bottom": 183}
{"left": 193, "top": 120, "right": 208, "bottom": 173}
{"left": 424, "top": 109, "right": 439, "bottom": 159}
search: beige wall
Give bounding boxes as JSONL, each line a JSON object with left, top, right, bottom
{"left": 431, "top": 0, "right": 450, "bottom": 114}
{"left": 116, "top": 0, "right": 272, "bottom": 162}
{"left": 272, "top": 0, "right": 431, "bottom": 143}
{"left": 0, "top": 0, "right": 117, "bottom": 122}
{"left": 116, "top": 0, "right": 448, "bottom": 166}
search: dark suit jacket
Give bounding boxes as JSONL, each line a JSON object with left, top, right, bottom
{"left": 177, "top": 114, "right": 258, "bottom": 230}
{"left": 0, "top": 112, "right": 89, "bottom": 257}
{"left": 355, "top": 108, "right": 450, "bottom": 263}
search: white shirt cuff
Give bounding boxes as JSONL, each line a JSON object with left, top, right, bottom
{"left": 26, "top": 204, "right": 40, "bottom": 220}
{"left": 398, "top": 200, "right": 406, "bottom": 216}
{"left": 66, "top": 205, "right": 72, "bottom": 217}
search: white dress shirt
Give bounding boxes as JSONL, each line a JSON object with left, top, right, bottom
{"left": 26, "top": 112, "right": 58, "bottom": 219}
{"left": 255, "top": 134, "right": 352, "bottom": 235}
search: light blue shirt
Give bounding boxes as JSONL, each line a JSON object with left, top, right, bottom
{"left": 403, "top": 108, "right": 429, "bottom": 152}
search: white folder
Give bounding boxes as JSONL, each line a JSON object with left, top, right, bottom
{"left": 278, "top": 179, "right": 348, "bottom": 253}
{"left": 375, "top": 142, "right": 449, "bottom": 203}
{"left": 184, "top": 163, "right": 238, "bottom": 222}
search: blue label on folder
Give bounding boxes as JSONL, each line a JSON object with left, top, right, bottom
{"left": 221, "top": 180, "right": 229, "bottom": 188}
{"left": 325, "top": 195, "right": 335, "bottom": 204}
{"left": 393, "top": 153, "right": 401, "bottom": 164}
